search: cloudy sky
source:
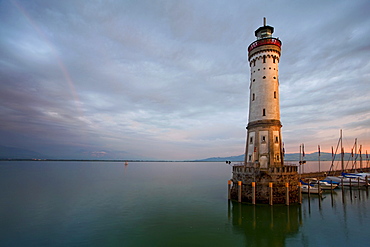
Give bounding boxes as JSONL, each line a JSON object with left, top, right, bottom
{"left": 1, "top": 0, "right": 370, "bottom": 160}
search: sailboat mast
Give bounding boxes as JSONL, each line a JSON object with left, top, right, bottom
{"left": 360, "top": 145, "right": 362, "bottom": 170}
{"left": 299, "top": 144, "right": 302, "bottom": 178}
{"left": 341, "top": 129, "right": 344, "bottom": 172}
{"left": 318, "top": 145, "right": 321, "bottom": 172}
{"left": 354, "top": 138, "right": 357, "bottom": 170}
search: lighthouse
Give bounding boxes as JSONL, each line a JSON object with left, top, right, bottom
{"left": 245, "top": 18, "right": 283, "bottom": 169}
{"left": 229, "top": 19, "right": 299, "bottom": 204}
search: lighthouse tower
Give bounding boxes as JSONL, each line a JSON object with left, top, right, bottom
{"left": 229, "top": 19, "right": 298, "bottom": 204}
{"left": 244, "top": 18, "right": 283, "bottom": 169}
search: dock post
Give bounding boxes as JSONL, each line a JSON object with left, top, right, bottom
{"left": 269, "top": 182, "right": 273, "bottom": 205}
{"left": 252, "top": 182, "right": 256, "bottom": 205}
{"left": 285, "top": 182, "right": 289, "bottom": 206}
{"left": 238, "top": 181, "right": 242, "bottom": 203}
{"left": 308, "top": 182, "right": 310, "bottom": 197}
{"left": 366, "top": 176, "right": 369, "bottom": 192}
{"left": 227, "top": 180, "right": 232, "bottom": 200}
{"left": 298, "top": 182, "right": 302, "bottom": 204}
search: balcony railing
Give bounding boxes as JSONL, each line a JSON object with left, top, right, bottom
{"left": 248, "top": 38, "right": 282, "bottom": 52}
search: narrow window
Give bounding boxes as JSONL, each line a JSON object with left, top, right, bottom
{"left": 274, "top": 91, "right": 276, "bottom": 98}
{"left": 263, "top": 55, "right": 266, "bottom": 63}
{"left": 252, "top": 93, "right": 255, "bottom": 101}
{"left": 249, "top": 155, "right": 252, "bottom": 161}
{"left": 250, "top": 137, "right": 253, "bottom": 144}
{"left": 263, "top": 108, "right": 266, "bottom": 116}
{"left": 273, "top": 57, "right": 276, "bottom": 63}
{"left": 276, "top": 155, "right": 280, "bottom": 161}
{"left": 262, "top": 136, "right": 266, "bottom": 142}
{"left": 253, "top": 79, "right": 255, "bottom": 82}
{"left": 275, "top": 136, "right": 279, "bottom": 143}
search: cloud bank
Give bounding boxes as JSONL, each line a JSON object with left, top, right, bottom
{"left": 1, "top": 0, "right": 369, "bottom": 159}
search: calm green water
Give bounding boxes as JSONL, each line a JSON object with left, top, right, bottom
{"left": 0, "top": 161, "right": 369, "bottom": 246}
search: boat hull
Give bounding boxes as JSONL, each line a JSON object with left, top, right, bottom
{"left": 301, "top": 185, "right": 321, "bottom": 194}
{"left": 325, "top": 176, "right": 369, "bottom": 187}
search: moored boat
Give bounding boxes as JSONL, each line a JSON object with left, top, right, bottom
{"left": 301, "top": 184, "right": 322, "bottom": 194}
{"left": 307, "top": 178, "right": 339, "bottom": 190}
{"left": 325, "top": 175, "right": 369, "bottom": 187}
{"left": 300, "top": 180, "right": 322, "bottom": 194}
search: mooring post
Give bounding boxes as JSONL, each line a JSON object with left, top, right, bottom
{"left": 228, "top": 180, "right": 232, "bottom": 200}
{"left": 298, "top": 182, "right": 302, "bottom": 204}
{"left": 252, "top": 182, "right": 256, "bottom": 205}
{"left": 269, "top": 182, "right": 273, "bottom": 205}
{"left": 308, "top": 182, "right": 310, "bottom": 198}
{"left": 285, "top": 182, "right": 289, "bottom": 206}
{"left": 238, "top": 181, "right": 242, "bottom": 203}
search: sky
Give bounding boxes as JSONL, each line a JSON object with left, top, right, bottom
{"left": 1, "top": 0, "right": 370, "bottom": 160}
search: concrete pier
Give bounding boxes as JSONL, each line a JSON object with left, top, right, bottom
{"left": 230, "top": 164, "right": 299, "bottom": 204}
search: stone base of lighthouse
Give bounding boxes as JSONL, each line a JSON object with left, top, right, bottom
{"left": 230, "top": 164, "right": 299, "bottom": 204}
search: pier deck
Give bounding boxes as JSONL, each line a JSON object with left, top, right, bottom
{"left": 300, "top": 167, "right": 370, "bottom": 180}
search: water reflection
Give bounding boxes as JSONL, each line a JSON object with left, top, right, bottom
{"left": 228, "top": 188, "right": 370, "bottom": 246}
{"left": 229, "top": 201, "right": 302, "bottom": 247}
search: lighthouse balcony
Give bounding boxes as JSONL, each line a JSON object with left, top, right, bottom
{"left": 232, "top": 163, "right": 297, "bottom": 175}
{"left": 248, "top": 37, "right": 281, "bottom": 52}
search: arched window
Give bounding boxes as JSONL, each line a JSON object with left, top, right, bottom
{"left": 262, "top": 136, "right": 266, "bottom": 143}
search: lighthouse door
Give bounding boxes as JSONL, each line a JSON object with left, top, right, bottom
{"left": 260, "top": 155, "right": 268, "bottom": 169}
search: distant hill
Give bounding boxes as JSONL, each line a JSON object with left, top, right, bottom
{"left": 196, "top": 152, "right": 363, "bottom": 162}
{"left": 1, "top": 144, "right": 365, "bottom": 162}
{"left": 195, "top": 154, "right": 245, "bottom": 162}
{"left": 0, "top": 145, "right": 148, "bottom": 160}
{"left": 0, "top": 145, "right": 48, "bottom": 159}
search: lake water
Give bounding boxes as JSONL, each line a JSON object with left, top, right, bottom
{"left": 1, "top": 161, "right": 370, "bottom": 246}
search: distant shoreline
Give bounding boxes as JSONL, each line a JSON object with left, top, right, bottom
{"left": 0, "top": 151, "right": 366, "bottom": 163}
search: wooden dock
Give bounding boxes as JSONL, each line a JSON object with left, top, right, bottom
{"left": 300, "top": 167, "right": 370, "bottom": 180}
